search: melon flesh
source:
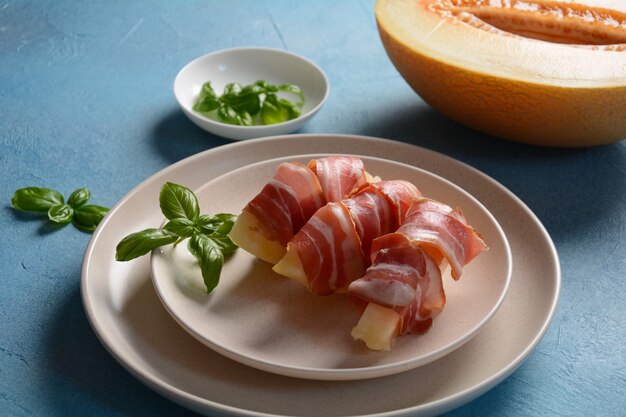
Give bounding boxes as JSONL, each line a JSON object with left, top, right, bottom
{"left": 228, "top": 210, "right": 286, "bottom": 264}
{"left": 272, "top": 247, "right": 308, "bottom": 287}
{"left": 351, "top": 303, "right": 401, "bottom": 351}
{"left": 376, "top": 0, "right": 626, "bottom": 146}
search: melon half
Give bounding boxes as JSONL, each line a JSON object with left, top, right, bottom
{"left": 376, "top": 0, "right": 626, "bottom": 147}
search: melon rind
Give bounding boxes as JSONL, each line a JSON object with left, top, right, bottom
{"left": 376, "top": 0, "right": 626, "bottom": 147}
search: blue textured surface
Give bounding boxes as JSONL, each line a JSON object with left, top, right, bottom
{"left": 1, "top": 1, "right": 625, "bottom": 416}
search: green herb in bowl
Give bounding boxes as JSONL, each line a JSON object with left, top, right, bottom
{"left": 193, "top": 80, "right": 304, "bottom": 126}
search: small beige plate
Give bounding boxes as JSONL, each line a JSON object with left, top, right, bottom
{"left": 150, "top": 154, "right": 512, "bottom": 380}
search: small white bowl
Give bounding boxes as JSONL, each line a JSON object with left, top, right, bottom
{"left": 174, "top": 47, "right": 329, "bottom": 140}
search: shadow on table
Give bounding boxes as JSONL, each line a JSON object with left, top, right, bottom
{"left": 150, "top": 109, "right": 232, "bottom": 164}
{"left": 359, "top": 102, "right": 626, "bottom": 244}
{"left": 5, "top": 206, "right": 86, "bottom": 236}
{"left": 41, "top": 284, "right": 200, "bottom": 417}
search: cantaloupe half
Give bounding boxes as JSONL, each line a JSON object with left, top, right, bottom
{"left": 376, "top": 0, "right": 626, "bottom": 147}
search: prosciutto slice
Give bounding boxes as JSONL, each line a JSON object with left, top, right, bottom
{"left": 244, "top": 162, "right": 325, "bottom": 246}
{"left": 242, "top": 157, "right": 369, "bottom": 248}
{"left": 290, "top": 202, "right": 366, "bottom": 295}
{"left": 280, "top": 180, "right": 421, "bottom": 295}
{"left": 344, "top": 180, "right": 421, "bottom": 263}
{"left": 370, "top": 198, "right": 487, "bottom": 280}
{"left": 366, "top": 180, "right": 421, "bottom": 224}
{"left": 349, "top": 197, "right": 486, "bottom": 341}
{"left": 348, "top": 246, "right": 445, "bottom": 335}
{"left": 308, "top": 156, "right": 368, "bottom": 202}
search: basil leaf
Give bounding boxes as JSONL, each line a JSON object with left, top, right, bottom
{"left": 222, "top": 82, "right": 242, "bottom": 97}
{"left": 217, "top": 105, "right": 239, "bottom": 124}
{"left": 229, "top": 91, "right": 261, "bottom": 116}
{"left": 208, "top": 235, "right": 238, "bottom": 255}
{"left": 163, "top": 218, "right": 196, "bottom": 237}
{"left": 198, "top": 213, "right": 238, "bottom": 254}
{"left": 254, "top": 80, "right": 277, "bottom": 92}
{"left": 193, "top": 82, "right": 220, "bottom": 113}
{"left": 278, "top": 83, "right": 304, "bottom": 104}
{"left": 115, "top": 228, "right": 178, "bottom": 261}
{"left": 194, "top": 96, "right": 220, "bottom": 113}
{"left": 261, "top": 94, "right": 292, "bottom": 125}
{"left": 188, "top": 234, "right": 224, "bottom": 293}
{"left": 197, "top": 213, "right": 237, "bottom": 235}
{"left": 220, "top": 83, "right": 260, "bottom": 121}
{"left": 12, "top": 187, "right": 64, "bottom": 212}
{"left": 279, "top": 97, "right": 302, "bottom": 119}
{"left": 48, "top": 204, "right": 73, "bottom": 224}
{"left": 238, "top": 83, "right": 266, "bottom": 96}
{"left": 68, "top": 187, "right": 90, "bottom": 208}
{"left": 159, "top": 182, "right": 199, "bottom": 221}
{"left": 218, "top": 105, "right": 253, "bottom": 126}
{"left": 73, "top": 205, "right": 109, "bottom": 232}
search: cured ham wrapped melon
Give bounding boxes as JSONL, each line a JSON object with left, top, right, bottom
{"left": 231, "top": 155, "right": 488, "bottom": 352}
{"left": 229, "top": 156, "right": 368, "bottom": 264}
{"left": 308, "top": 156, "right": 372, "bottom": 202}
{"left": 272, "top": 180, "right": 421, "bottom": 294}
{"left": 348, "top": 198, "right": 487, "bottom": 350}
{"left": 371, "top": 198, "right": 487, "bottom": 280}
{"left": 349, "top": 246, "right": 444, "bottom": 350}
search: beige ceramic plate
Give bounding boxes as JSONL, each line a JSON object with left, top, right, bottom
{"left": 150, "top": 154, "right": 511, "bottom": 380}
{"left": 81, "top": 134, "right": 560, "bottom": 416}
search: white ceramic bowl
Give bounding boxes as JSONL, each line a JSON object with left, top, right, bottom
{"left": 174, "top": 47, "right": 329, "bottom": 140}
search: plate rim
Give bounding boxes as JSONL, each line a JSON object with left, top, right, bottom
{"left": 81, "top": 133, "right": 560, "bottom": 417}
{"left": 149, "top": 152, "right": 513, "bottom": 381}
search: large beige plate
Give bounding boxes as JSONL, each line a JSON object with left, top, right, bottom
{"left": 150, "top": 154, "right": 511, "bottom": 381}
{"left": 81, "top": 134, "right": 560, "bottom": 416}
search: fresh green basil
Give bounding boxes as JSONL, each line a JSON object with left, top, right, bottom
{"left": 12, "top": 187, "right": 64, "bottom": 212}
{"left": 261, "top": 94, "right": 301, "bottom": 125}
{"left": 188, "top": 234, "right": 224, "bottom": 293}
{"left": 197, "top": 213, "right": 237, "bottom": 235}
{"left": 193, "top": 82, "right": 220, "bottom": 113}
{"left": 68, "top": 187, "right": 90, "bottom": 208}
{"left": 115, "top": 228, "right": 179, "bottom": 261}
{"left": 193, "top": 79, "right": 304, "bottom": 126}
{"left": 206, "top": 235, "right": 238, "bottom": 255}
{"left": 159, "top": 182, "right": 199, "bottom": 221}
{"left": 12, "top": 186, "right": 108, "bottom": 233}
{"left": 115, "top": 183, "right": 238, "bottom": 293}
{"left": 278, "top": 83, "right": 304, "bottom": 103}
{"left": 73, "top": 205, "right": 109, "bottom": 232}
{"left": 163, "top": 218, "right": 196, "bottom": 237}
{"left": 48, "top": 204, "right": 74, "bottom": 224}
{"left": 218, "top": 105, "right": 253, "bottom": 126}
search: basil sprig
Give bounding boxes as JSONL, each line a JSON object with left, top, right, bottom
{"left": 12, "top": 187, "right": 109, "bottom": 233}
{"left": 115, "top": 182, "right": 237, "bottom": 293}
{"left": 193, "top": 80, "right": 304, "bottom": 126}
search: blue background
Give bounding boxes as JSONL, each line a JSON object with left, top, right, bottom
{"left": 1, "top": 1, "right": 625, "bottom": 416}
